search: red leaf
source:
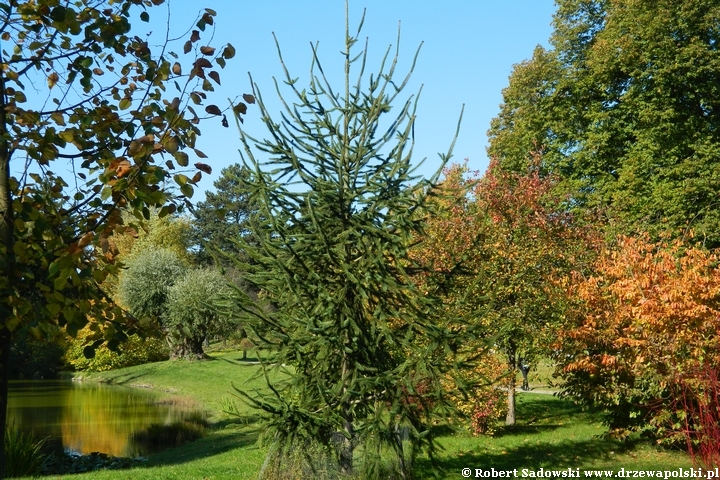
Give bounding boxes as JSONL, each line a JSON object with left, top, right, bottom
{"left": 195, "top": 162, "right": 212, "bottom": 174}
{"left": 205, "top": 105, "right": 221, "bottom": 116}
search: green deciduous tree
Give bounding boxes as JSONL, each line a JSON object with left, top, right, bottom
{"left": 165, "top": 267, "right": 232, "bottom": 359}
{"left": 0, "top": 1, "right": 247, "bottom": 473}
{"left": 227, "top": 8, "right": 463, "bottom": 479}
{"left": 474, "top": 158, "right": 596, "bottom": 425}
{"left": 488, "top": 0, "right": 720, "bottom": 247}
{"left": 118, "top": 247, "right": 186, "bottom": 322}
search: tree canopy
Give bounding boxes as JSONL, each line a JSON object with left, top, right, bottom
{"left": 191, "top": 164, "right": 257, "bottom": 266}
{"left": 0, "top": 1, "right": 247, "bottom": 474}
{"left": 488, "top": 0, "right": 720, "bottom": 247}
{"left": 165, "top": 267, "right": 232, "bottom": 359}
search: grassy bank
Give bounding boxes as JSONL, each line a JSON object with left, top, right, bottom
{"left": 59, "top": 349, "right": 270, "bottom": 479}
{"left": 33, "top": 349, "right": 691, "bottom": 479}
{"left": 426, "top": 395, "right": 691, "bottom": 477}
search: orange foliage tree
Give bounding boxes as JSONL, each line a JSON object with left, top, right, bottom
{"left": 555, "top": 235, "right": 720, "bottom": 456}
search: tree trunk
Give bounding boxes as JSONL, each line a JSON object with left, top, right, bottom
{"left": 339, "top": 402, "right": 354, "bottom": 475}
{"left": 171, "top": 336, "right": 206, "bottom": 360}
{"left": 338, "top": 355, "right": 354, "bottom": 475}
{"left": 506, "top": 349, "right": 517, "bottom": 426}
{"left": 0, "top": 330, "right": 11, "bottom": 478}
{"left": 0, "top": 70, "right": 14, "bottom": 479}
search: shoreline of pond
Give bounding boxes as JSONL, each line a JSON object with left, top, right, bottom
{"left": 7, "top": 377, "right": 210, "bottom": 458}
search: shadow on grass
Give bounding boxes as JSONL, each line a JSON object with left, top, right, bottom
{"left": 421, "top": 437, "right": 635, "bottom": 474}
{"left": 417, "top": 394, "right": 643, "bottom": 477}
{"left": 218, "top": 356, "right": 263, "bottom": 366}
{"left": 213, "top": 414, "right": 263, "bottom": 430}
{"left": 506, "top": 394, "right": 603, "bottom": 430}
{"left": 136, "top": 425, "right": 260, "bottom": 469}
{"left": 98, "top": 372, "right": 150, "bottom": 386}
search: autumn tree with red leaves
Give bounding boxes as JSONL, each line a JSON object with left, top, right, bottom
{"left": 414, "top": 157, "right": 596, "bottom": 426}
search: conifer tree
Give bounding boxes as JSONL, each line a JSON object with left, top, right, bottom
{"left": 228, "top": 6, "right": 462, "bottom": 479}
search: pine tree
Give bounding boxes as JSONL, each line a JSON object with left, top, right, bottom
{"left": 191, "top": 164, "right": 257, "bottom": 266}
{"left": 228, "top": 6, "right": 462, "bottom": 479}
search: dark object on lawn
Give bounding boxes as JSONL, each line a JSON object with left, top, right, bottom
{"left": 520, "top": 359, "right": 530, "bottom": 391}
{"left": 239, "top": 338, "right": 255, "bottom": 360}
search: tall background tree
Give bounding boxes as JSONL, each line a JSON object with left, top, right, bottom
{"left": 487, "top": 0, "right": 720, "bottom": 460}
{"left": 0, "top": 1, "right": 247, "bottom": 474}
{"left": 227, "top": 7, "right": 464, "bottom": 479}
{"left": 488, "top": 0, "right": 720, "bottom": 247}
{"left": 191, "top": 163, "right": 257, "bottom": 267}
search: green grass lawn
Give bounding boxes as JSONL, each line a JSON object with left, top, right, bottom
{"left": 34, "top": 350, "right": 691, "bottom": 479}
{"left": 423, "top": 394, "right": 691, "bottom": 478}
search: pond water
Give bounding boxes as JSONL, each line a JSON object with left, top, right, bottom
{"left": 8, "top": 380, "right": 205, "bottom": 457}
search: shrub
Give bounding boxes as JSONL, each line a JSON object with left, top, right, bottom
{"left": 556, "top": 235, "right": 720, "bottom": 441}
{"left": 64, "top": 326, "right": 169, "bottom": 372}
{"left": 444, "top": 354, "right": 507, "bottom": 436}
{"left": 470, "top": 388, "right": 507, "bottom": 435}
{"left": 671, "top": 365, "right": 720, "bottom": 468}
{"left": 4, "top": 425, "right": 49, "bottom": 478}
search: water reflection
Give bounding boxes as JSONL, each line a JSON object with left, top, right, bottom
{"left": 8, "top": 380, "right": 203, "bottom": 457}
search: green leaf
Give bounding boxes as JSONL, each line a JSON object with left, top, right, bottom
{"left": 46, "top": 303, "right": 61, "bottom": 317}
{"left": 51, "top": 111, "right": 65, "bottom": 126}
{"left": 48, "top": 261, "right": 60, "bottom": 277}
{"left": 174, "top": 151, "right": 189, "bottom": 167}
{"left": 54, "top": 275, "right": 68, "bottom": 291}
{"left": 223, "top": 44, "right": 236, "bottom": 59}
{"left": 59, "top": 130, "right": 74, "bottom": 143}
{"left": 140, "top": 11, "right": 150, "bottom": 22}
{"left": 164, "top": 135, "right": 179, "bottom": 154}
{"left": 180, "top": 183, "right": 194, "bottom": 198}
{"left": 50, "top": 6, "right": 67, "bottom": 22}
{"left": 83, "top": 345, "right": 96, "bottom": 359}
{"left": 119, "top": 97, "right": 132, "bottom": 110}
{"left": 5, "top": 316, "right": 20, "bottom": 332}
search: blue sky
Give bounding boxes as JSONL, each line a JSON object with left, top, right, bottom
{"left": 145, "top": 1, "right": 557, "bottom": 200}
